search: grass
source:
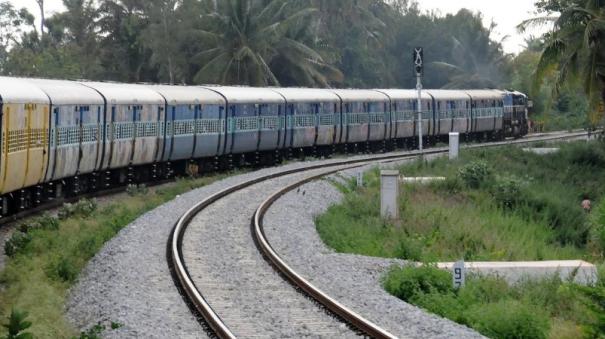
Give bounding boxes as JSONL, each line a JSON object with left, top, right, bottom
{"left": 316, "top": 140, "right": 605, "bottom": 338}
{"left": 316, "top": 140, "right": 605, "bottom": 262}
{"left": 383, "top": 264, "right": 603, "bottom": 339}
{"left": 0, "top": 172, "right": 238, "bottom": 338}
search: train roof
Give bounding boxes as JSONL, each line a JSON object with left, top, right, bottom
{"left": 0, "top": 76, "right": 50, "bottom": 104}
{"left": 79, "top": 81, "right": 165, "bottom": 104}
{"left": 464, "top": 90, "right": 504, "bottom": 100}
{"left": 27, "top": 78, "right": 105, "bottom": 105}
{"left": 147, "top": 85, "right": 225, "bottom": 105}
{"left": 271, "top": 88, "right": 341, "bottom": 102}
{"left": 374, "top": 89, "right": 432, "bottom": 101}
{"left": 329, "top": 89, "right": 389, "bottom": 102}
{"left": 425, "top": 89, "right": 471, "bottom": 100}
{"left": 201, "top": 86, "right": 285, "bottom": 104}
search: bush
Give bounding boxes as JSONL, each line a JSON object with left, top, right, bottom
{"left": 492, "top": 176, "right": 523, "bottom": 209}
{"left": 58, "top": 199, "right": 97, "bottom": 220}
{"left": 458, "top": 161, "right": 491, "bottom": 189}
{"left": 465, "top": 300, "right": 550, "bottom": 339}
{"left": 4, "top": 232, "right": 32, "bottom": 257}
{"left": 590, "top": 200, "right": 605, "bottom": 254}
{"left": 126, "top": 184, "right": 149, "bottom": 196}
{"left": 383, "top": 265, "right": 452, "bottom": 302}
{"left": 38, "top": 213, "right": 59, "bottom": 230}
{"left": 53, "top": 257, "right": 78, "bottom": 283}
{"left": 394, "top": 238, "right": 423, "bottom": 261}
{"left": 431, "top": 176, "right": 463, "bottom": 194}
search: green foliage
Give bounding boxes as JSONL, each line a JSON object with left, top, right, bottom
{"left": 525, "top": 0, "right": 605, "bottom": 128}
{"left": 465, "top": 300, "right": 550, "bottom": 339}
{"left": 126, "top": 184, "right": 149, "bottom": 197}
{"left": 382, "top": 265, "right": 452, "bottom": 301}
{"left": 317, "top": 141, "right": 605, "bottom": 265}
{"left": 2, "top": 308, "right": 33, "bottom": 339}
{"left": 457, "top": 160, "right": 491, "bottom": 189}
{"left": 383, "top": 266, "right": 595, "bottom": 339}
{"left": 491, "top": 175, "right": 523, "bottom": 209}
{"left": 575, "top": 284, "right": 605, "bottom": 337}
{"left": 3, "top": 232, "right": 31, "bottom": 258}
{"left": 0, "top": 0, "right": 521, "bottom": 90}
{"left": 58, "top": 199, "right": 97, "bottom": 220}
{"left": 0, "top": 173, "right": 231, "bottom": 337}
{"left": 76, "top": 323, "right": 104, "bottom": 339}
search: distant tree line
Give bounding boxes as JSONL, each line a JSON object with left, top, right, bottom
{"left": 0, "top": 0, "right": 513, "bottom": 89}
{"left": 0, "top": 0, "right": 601, "bottom": 127}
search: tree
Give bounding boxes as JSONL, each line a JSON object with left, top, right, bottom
{"left": 0, "top": 2, "right": 35, "bottom": 73}
{"left": 35, "top": 0, "right": 44, "bottom": 35}
{"left": 191, "top": 0, "right": 340, "bottom": 86}
{"left": 524, "top": 0, "right": 605, "bottom": 127}
{"left": 430, "top": 10, "right": 512, "bottom": 89}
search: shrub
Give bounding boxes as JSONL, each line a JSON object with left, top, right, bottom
{"left": 58, "top": 199, "right": 97, "bottom": 220}
{"left": 2, "top": 308, "right": 33, "bottom": 339}
{"left": 589, "top": 200, "right": 605, "bottom": 254}
{"left": 53, "top": 257, "right": 78, "bottom": 283}
{"left": 383, "top": 265, "right": 452, "bottom": 302}
{"left": 492, "top": 176, "right": 523, "bottom": 209}
{"left": 394, "top": 238, "right": 423, "bottom": 262}
{"left": 431, "top": 176, "right": 463, "bottom": 194}
{"left": 465, "top": 300, "right": 550, "bottom": 339}
{"left": 458, "top": 161, "right": 491, "bottom": 189}
{"left": 4, "top": 232, "right": 32, "bottom": 257}
{"left": 126, "top": 184, "right": 149, "bottom": 196}
{"left": 38, "top": 213, "right": 59, "bottom": 230}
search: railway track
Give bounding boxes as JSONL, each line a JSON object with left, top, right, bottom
{"left": 168, "top": 130, "right": 592, "bottom": 339}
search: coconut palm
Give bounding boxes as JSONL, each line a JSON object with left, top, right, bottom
{"left": 521, "top": 0, "right": 605, "bottom": 123}
{"left": 430, "top": 17, "right": 512, "bottom": 89}
{"left": 191, "top": 0, "right": 341, "bottom": 87}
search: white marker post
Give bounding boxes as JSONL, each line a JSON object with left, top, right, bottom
{"left": 449, "top": 132, "right": 459, "bottom": 160}
{"left": 380, "top": 170, "right": 399, "bottom": 220}
{"left": 356, "top": 172, "right": 363, "bottom": 187}
{"left": 453, "top": 260, "right": 466, "bottom": 289}
{"left": 414, "top": 47, "right": 424, "bottom": 152}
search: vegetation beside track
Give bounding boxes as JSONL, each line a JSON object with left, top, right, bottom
{"left": 383, "top": 263, "right": 605, "bottom": 339}
{"left": 0, "top": 173, "right": 236, "bottom": 338}
{"left": 316, "top": 140, "right": 605, "bottom": 338}
{"left": 317, "top": 140, "right": 605, "bottom": 262}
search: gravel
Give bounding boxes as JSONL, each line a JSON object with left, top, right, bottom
{"left": 65, "top": 152, "right": 401, "bottom": 338}
{"left": 181, "top": 166, "right": 363, "bottom": 338}
{"left": 263, "top": 160, "right": 485, "bottom": 338}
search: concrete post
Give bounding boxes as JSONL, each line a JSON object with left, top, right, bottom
{"left": 449, "top": 132, "right": 460, "bottom": 160}
{"left": 380, "top": 170, "right": 399, "bottom": 219}
{"left": 356, "top": 172, "right": 363, "bottom": 187}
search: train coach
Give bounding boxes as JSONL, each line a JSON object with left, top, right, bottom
{"left": 0, "top": 76, "right": 528, "bottom": 216}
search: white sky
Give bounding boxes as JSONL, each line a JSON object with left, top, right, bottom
{"left": 10, "top": 0, "right": 550, "bottom": 54}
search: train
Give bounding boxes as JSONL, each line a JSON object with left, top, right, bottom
{"left": 0, "top": 76, "right": 529, "bottom": 216}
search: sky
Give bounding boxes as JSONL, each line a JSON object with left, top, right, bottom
{"left": 10, "top": 0, "right": 551, "bottom": 54}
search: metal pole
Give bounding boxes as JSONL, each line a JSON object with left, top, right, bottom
{"left": 417, "top": 76, "right": 423, "bottom": 151}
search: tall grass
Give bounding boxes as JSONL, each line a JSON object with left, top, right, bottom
{"left": 316, "top": 141, "right": 605, "bottom": 262}
{"left": 383, "top": 264, "right": 594, "bottom": 339}
{"left": 0, "top": 173, "right": 236, "bottom": 338}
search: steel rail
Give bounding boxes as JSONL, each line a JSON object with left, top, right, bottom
{"left": 170, "top": 130, "right": 592, "bottom": 339}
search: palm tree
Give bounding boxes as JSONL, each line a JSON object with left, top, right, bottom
{"left": 191, "top": 0, "right": 341, "bottom": 87}
{"left": 521, "top": 0, "right": 604, "bottom": 125}
{"left": 430, "top": 15, "right": 512, "bottom": 89}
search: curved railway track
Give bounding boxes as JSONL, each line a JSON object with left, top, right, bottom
{"left": 168, "top": 130, "right": 591, "bottom": 339}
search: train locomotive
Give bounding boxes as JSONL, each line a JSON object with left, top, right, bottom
{"left": 0, "top": 76, "right": 528, "bottom": 216}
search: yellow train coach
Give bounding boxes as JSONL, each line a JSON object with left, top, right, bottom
{"left": 0, "top": 77, "right": 49, "bottom": 198}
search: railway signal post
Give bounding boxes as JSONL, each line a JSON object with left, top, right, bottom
{"left": 414, "top": 47, "right": 424, "bottom": 152}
